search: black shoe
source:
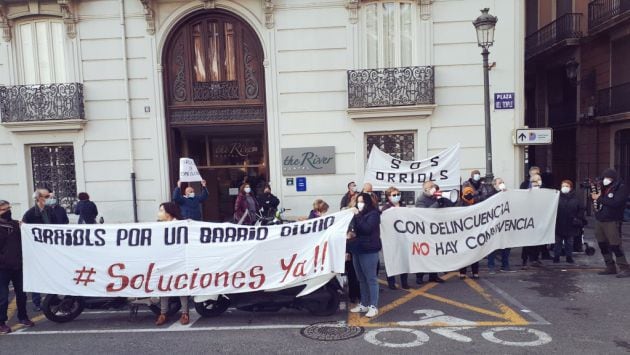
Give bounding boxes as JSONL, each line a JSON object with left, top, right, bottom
{"left": 566, "top": 257, "right": 575, "bottom": 264}
{"left": 553, "top": 257, "right": 560, "bottom": 264}
{"left": 388, "top": 283, "right": 397, "bottom": 290}
{"left": 429, "top": 277, "right": 445, "bottom": 283}
{"left": 401, "top": 282, "right": 410, "bottom": 289}
{"left": 416, "top": 277, "right": 423, "bottom": 285}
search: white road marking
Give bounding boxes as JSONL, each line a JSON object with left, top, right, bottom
{"left": 364, "top": 328, "right": 429, "bottom": 348}
{"left": 166, "top": 312, "right": 201, "bottom": 330}
{"left": 480, "top": 279, "right": 551, "bottom": 325}
{"left": 431, "top": 327, "right": 475, "bottom": 342}
{"left": 398, "top": 309, "right": 476, "bottom": 327}
{"left": 11, "top": 324, "right": 311, "bottom": 335}
{"left": 481, "top": 327, "right": 552, "bottom": 346}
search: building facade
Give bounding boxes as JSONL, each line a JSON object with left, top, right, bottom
{"left": 0, "top": 0, "right": 525, "bottom": 222}
{"left": 525, "top": 0, "right": 630, "bottom": 189}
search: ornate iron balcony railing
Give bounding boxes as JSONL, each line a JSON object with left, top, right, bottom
{"left": 347, "top": 66, "right": 434, "bottom": 109}
{"left": 525, "top": 13, "right": 582, "bottom": 59}
{"left": 588, "top": 0, "right": 630, "bottom": 30}
{"left": 597, "top": 81, "right": 630, "bottom": 116}
{"left": 0, "top": 83, "right": 85, "bottom": 123}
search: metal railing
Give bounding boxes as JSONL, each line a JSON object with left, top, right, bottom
{"left": 588, "top": 0, "right": 630, "bottom": 30}
{"left": 347, "top": 66, "right": 434, "bottom": 108}
{"left": 597, "top": 81, "right": 630, "bottom": 116}
{"left": 0, "top": 83, "right": 85, "bottom": 123}
{"left": 525, "top": 13, "right": 583, "bottom": 58}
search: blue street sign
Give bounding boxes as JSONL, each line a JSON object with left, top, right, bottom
{"left": 296, "top": 177, "right": 307, "bottom": 192}
{"left": 494, "top": 92, "right": 515, "bottom": 109}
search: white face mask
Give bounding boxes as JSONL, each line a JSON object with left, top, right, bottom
{"left": 496, "top": 183, "right": 506, "bottom": 191}
{"left": 353, "top": 186, "right": 360, "bottom": 193}
{"left": 244, "top": 187, "right": 252, "bottom": 194}
{"left": 603, "top": 178, "right": 612, "bottom": 186}
{"left": 187, "top": 193, "right": 195, "bottom": 198}
{"left": 473, "top": 174, "right": 481, "bottom": 181}
{"left": 429, "top": 187, "right": 437, "bottom": 195}
{"left": 357, "top": 202, "right": 365, "bottom": 211}
{"left": 561, "top": 186, "right": 570, "bottom": 194}
{"left": 45, "top": 198, "right": 57, "bottom": 206}
{"left": 390, "top": 195, "right": 401, "bottom": 203}
{"left": 532, "top": 185, "right": 540, "bottom": 189}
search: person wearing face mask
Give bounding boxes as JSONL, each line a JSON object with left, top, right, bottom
{"left": 257, "top": 184, "right": 280, "bottom": 219}
{"left": 554, "top": 180, "right": 584, "bottom": 264}
{"left": 172, "top": 179, "right": 208, "bottom": 221}
{"left": 233, "top": 183, "right": 259, "bottom": 225}
{"left": 414, "top": 181, "right": 445, "bottom": 284}
{"left": 520, "top": 166, "right": 543, "bottom": 189}
{"left": 460, "top": 170, "right": 493, "bottom": 279}
{"left": 155, "top": 202, "right": 190, "bottom": 326}
{"left": 348, "top": 193, "right": 382, "bottom": 318}
{"left": 382, "top": 187, "right": 409, "bottom": 290}
{"left": 39, "top": 188, "right": 69, "bottom": 225}
{"left": 22, "top": 188, "right": 60, "bottom": 311}
{"left": 591, "top": 169, "right": 630, "bottom": 277}
{"left": 340, "top": 181, "right": 359, "bottom": 210}
{"left": 0, "top": 200, "right": 35, "bottom": 334}
{"left": 486, "top": 178, "right": 515, "bottom": 273}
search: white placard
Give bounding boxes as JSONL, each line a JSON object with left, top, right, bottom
{"left": 179, "top": 158, "right": 203, "bottom": 182}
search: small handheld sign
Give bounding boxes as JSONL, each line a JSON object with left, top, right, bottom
{"left": 179, "top": 158, "right": 202, "bottom": 182}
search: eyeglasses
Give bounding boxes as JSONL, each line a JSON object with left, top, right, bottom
{"left": 0, "top": 206, "right": 11, "bottom": 212}
{"left": 391, "top": 193, "right": 401, "bottom": 197}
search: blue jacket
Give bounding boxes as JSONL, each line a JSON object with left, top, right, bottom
{"left": 75, "top": 200, "right": 99, "bottom": 224}
{"left": 172, "top": 187, "right": 209, "bottom": 220}
{"left": 351, "top": 209, "right": 382, "bottom": 254}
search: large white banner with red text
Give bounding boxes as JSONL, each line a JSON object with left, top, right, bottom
{"left": 381, "top": 189, "right": 559, "bottom": 276}
{"left": 21, "top": 210, "right": 353, "bottom": 297}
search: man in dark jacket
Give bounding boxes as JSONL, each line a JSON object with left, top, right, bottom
{"left": 414, "top": 181, "right": 445, "bottom": 284}
{"left": 592, "top": 168, "right": 630, "bottom": 277}
{"left": 43, "top": 188, "right": 69, "bottom": 224}
{"left": 22, "top": 188, "right": 59, "bottom": 310}
{"left": 172, "top": 180, "right": 209, "bottom": 221}
{"left": 0, "top": 200, "right": 35, "bottom": 334}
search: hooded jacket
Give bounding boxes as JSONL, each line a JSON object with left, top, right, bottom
{"left": 0, "top": 217, "right": 22, "bottom": 270}
{"left": 556, "top": 191, "right": 584, "bottom": 236}
{"left": 595, "top": 169, "right": 628, "bottom": 222}
{"left": 173, "top": 187, "right": 209, "bottom": 221}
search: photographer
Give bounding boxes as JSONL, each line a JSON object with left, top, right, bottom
{"left": 414, "top": 181, "right": 446, "bottom": 284}
{"left": 591, "top": 169, "right": 630, "bottom": 278}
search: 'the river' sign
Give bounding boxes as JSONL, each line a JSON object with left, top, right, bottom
{"left": 282, "top": 147, "right": 336, "bottom": 175}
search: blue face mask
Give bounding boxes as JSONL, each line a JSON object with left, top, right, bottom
{"left": 45, "top": 198, "right": 57, "bottom": 206}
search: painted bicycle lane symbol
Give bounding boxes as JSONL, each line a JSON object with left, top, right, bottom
{"left": 363, "top": 309, "right": 552, "bottom": 348}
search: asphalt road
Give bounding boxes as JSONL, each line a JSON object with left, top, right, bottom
{"left": 3, "top": 221, "right": 630, "bottom": 354}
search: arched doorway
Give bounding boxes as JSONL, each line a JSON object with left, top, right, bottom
{"left": 162, "top": 10, "right": 266, "bottom": 222}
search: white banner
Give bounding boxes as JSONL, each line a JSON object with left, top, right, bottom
{"left": 21, "top": 211, "right": 354, "bottom": 297}
{"left": 179, "top": 158, "right": 202, "bottom": 182}
{"left": 364, "top": 144, "right": 461, "bottom": 191}
{"left": 381, "top": 189, "right": 559, "bottom": 276}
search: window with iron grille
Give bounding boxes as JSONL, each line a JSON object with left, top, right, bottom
{"left": 366, "top": 132, "right": 416, "bottom": 205}
{"left": 30, "top": 145, "right": 77, "bottom": 213}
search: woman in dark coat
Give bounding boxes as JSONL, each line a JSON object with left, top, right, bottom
{"left": 233, "top": 183, "right": 259, "bottom": 225}
{"left": 554, "top": 179, "right": 584, "bottom": 263}
{"left": 348, "top": 192, "right": 381, "bottom": 318}
{"left": 74, "top": 192, "right": 98, "bottom": 224}
{"left": 382, "top": 186, "right": 409, "bottom": 289}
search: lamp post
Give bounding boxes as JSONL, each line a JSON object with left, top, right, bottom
{"left": 473, "top": 8, "right": 498, "bottom": 186}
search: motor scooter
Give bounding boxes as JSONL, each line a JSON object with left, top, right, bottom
{"left": 193, "top": 274, "right": 342, "bottom": 317}
{"left": 41, "top": 294, "right": 182, "bottom": 323}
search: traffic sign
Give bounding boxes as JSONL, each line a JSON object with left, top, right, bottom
{"left": 514, "top": 128, "right": 553, "bottom": 145}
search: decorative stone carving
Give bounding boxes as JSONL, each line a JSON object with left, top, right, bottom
{"left": 170, "top": 107, "right": 265, "bottom": 123}
{"left": 264, "top": 0, "right": 274, "bottom": 29}
{"left": 200, "top": 0, "right": 216, "bottom": 9}
{"left": 419, "top": 0, "right": 433, "bottom": 21}
{"left": 0, "top": 3, "right": 12, "bottom": 42}
{"left": 57, "top": 0, "right": 77, "bottom": 39}
{"left": 346, "top": 0, "right": 359, "bottom": 24}
{"left": 139, "top": 0, "right": 155, "bottom": 35}
{"left": 243, "top": 42, "right": 259, "bottom": 99}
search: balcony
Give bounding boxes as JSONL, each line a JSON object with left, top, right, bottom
{"left": 525, "top": 13, "right": 583, "bottom": 59}
{"left": 588, "top": 0, "right": 630, "bottom": 33}
{"left": 597, "top": 81, "right": 630, "bottom": 117}
{"left": 0, "top": 83, "right": 85, "bottom": 132}
{"left": 347, "top": 66, "right": 435, "bottom": 119}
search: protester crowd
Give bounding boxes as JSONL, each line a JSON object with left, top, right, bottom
{"left": 0, "top": 166, "right": 628, "bottom": 331}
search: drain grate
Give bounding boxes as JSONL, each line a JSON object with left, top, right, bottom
{"left": 300, "top": 321, "right": 364, "bottom": 341}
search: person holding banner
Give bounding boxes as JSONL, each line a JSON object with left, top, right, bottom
{"left": 0, "top": 200, "right": 35, "bottom": 333}
{"left": 521, "top": 174, "right": 546, "bottom": 269}
{"left": 414, "top": 182, "right": 445, "bottom": 284}
{"left": 382, "top": 187, "right": 410, "bottom": 290}
{"left": 233, "top": 183, "right": 259, "bottom": 225}
{"left": 173, "top": 180, "right": 208, "bottom": 221}
{"left": 155, "top": 202, "right": 190, "bottom": 326}
{"left": 460, "top": 170, "right": 493, "bottom": 279}
{"left": 348, "top": 193, "right": 382, "bottom": 318}
{"left": 486, "top": 178, "right": 515, "bottom": 273}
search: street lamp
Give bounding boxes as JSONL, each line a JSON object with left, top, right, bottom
{"left": 473, "top": 8, "right": 498, "bottom": 186}
{"left": 565, "top": 58, "right": 579, "bottom": 85}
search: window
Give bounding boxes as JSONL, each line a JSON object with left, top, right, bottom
{"left": 362, "top": 1, "right": 414, "bottom": 68}
{"left": 192, "top": 19, "right": 237, "bottom": 83}
{"left": 366, "top": 132, "right": 416, "bottom": 205}
{"left": 17, "top": 19, "right": 67, "bottom": 84}
{"left": 30, "top": 145, "right": 77, "bottom": 212}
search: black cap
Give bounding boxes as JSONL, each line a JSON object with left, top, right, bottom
{"left": 601, "top": 168, "right": 618, "bottom": 179}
